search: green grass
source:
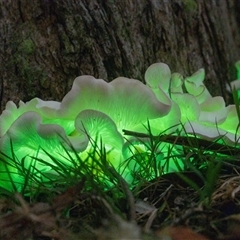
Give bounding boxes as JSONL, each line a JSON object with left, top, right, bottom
{"left": 0, "top": 120, "right": 238, "bottom": 201}
{"left": 1, "top": 102, "right": 240, "bottom": 239}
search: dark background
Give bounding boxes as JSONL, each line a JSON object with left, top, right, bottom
{"left": 0, "top": 0, "right": 240, "bottom": 110}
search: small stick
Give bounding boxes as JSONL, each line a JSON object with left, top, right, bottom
{"left": 122, "top": 129, "right": 240, "bottom": 156}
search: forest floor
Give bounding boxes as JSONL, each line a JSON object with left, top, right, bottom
{"left": 0, "top": 165, "right": 240, "bottom": 240}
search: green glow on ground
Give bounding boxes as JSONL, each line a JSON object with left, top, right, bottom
{"left": 0, "top": 61, "right": 239, "bottom": 192}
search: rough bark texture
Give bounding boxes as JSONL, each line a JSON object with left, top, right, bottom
{"left": 0, "top": 0, "right": 239, "bottom": 111}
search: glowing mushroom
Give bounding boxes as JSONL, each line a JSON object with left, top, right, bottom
{"left": 0, "top": 111, "right": 83, "bottom": 191}
{"left": 57, "top": 75, "right": 171, "bottom": 131}
{"left": 184, "top": 69, "right": 211, "bottom": 104}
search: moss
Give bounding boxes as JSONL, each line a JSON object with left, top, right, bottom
{"left": 11, "top": 38, "right": 48, "bottom": 97}
{"left": 182, "top": 0, "right": 198, "bottom": 13}
{"left": 18, "top": 39, "right": 35, "bottom": 55}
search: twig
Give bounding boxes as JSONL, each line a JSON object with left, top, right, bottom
{"left": 123, "top": 129, "right": 240, "bottom": 156}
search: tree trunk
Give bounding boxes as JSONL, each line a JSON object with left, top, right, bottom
{"left": 0, "top": 0, "right": 239, "bottom": 111}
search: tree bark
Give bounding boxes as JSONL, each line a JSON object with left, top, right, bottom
{"left": 0, "top": 0, "right": 239, "bottom": 111}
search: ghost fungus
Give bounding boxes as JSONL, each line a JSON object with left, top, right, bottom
{"left": 183, "top": 121, "right": 224, "bottom": 142}
{"left": 170, "top": 72, "right": 184, "bottom": 94}
{"left": 218, "top": 105, "right": 240, "bottom": 144}
{"left": 1, "top": 111, "right": 86, "bottom": 163}
{"left": 144, "top": 63, "right": 182, "bottom": 134}
{"left": 228, "top": 61, "right": 240, "bottom": 95}
{"left": 109, "top": 76, "right": 171, "bottom": 129}
{"left": 0, "top": 98, "right": 69, "bottom": 137}
{"left": 0, "top": 111, "right": 87, "bottom": 191}
{"left": 74, "top": 110, "right": 128, "bottom": 185}
{"left": 0, "top": 60, "right": 239, "bottom": 192}
{"left": 184, "top": 69, "right": 211, "bottom": 103}
{"left": 199, "top": 96, "right": 228, "bottom": 123}
{"left": 183, "top": 104, "right": 240, "bottom": 145}
{"left": 58, "top": 75, "right": 171, "bottom": 131}
{"left": 149, "top": 101, "right": 181, "bottom": 135}
{"left": 171, "top": 93, "right": 200, "bottom": 124}
{"left": 122, "top": 137, "right": 184, "bottom": 181}
{"left": 75, "top": 109, "right": 124, "bottom": 151}
{"left": 145, "top": 62, "right": 171, "bottom": 92}
{"left": 145, "top": 62, "right": 172, "bottom": 105}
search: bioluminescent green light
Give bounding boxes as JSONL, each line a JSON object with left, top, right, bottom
{"left": 235, "top": 61, "right": 240, "bottom": 80}
{"left": 0, "top": 61, "right": 240, "bottom": 192}
{"left": 228, "top": 60, "right": 240, "bottom": 98}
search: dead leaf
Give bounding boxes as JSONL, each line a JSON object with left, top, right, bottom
{"left": 155, "top": 226, "right": 210, "bottom": 240}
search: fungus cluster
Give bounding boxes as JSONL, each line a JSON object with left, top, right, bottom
{"left": 0, "top": 62, "right": 239, "bottom": 191}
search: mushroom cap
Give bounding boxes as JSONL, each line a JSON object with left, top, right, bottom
{"left": 57, "top": 75, "right": 171, "bottom": 130}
